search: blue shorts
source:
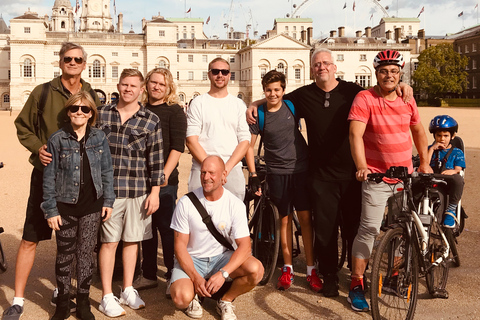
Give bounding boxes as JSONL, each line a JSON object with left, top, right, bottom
{"left": 170, "top": 250, "right": 234, "bottom": 284}
{"left": 267, "top": 171, "right": 311, "bottom": 217}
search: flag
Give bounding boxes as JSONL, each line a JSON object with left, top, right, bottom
{"left": 75, "top": 0, "right": 79, "bottom": 13}
{"left": 186, "top": 7, "right": 191, "bottom": 13}
{"left": 343, "top": 2, "right": 346, "bottom": 9}
{"left": 370, "top": 13, "right": 373, "bottom": 20}
{"left": 353, "top": 1, "right": 356, "bottom": 11}
{"left": 206, "top": 16, "right": 210, "bottom": 24}
{"left": 476, "top": 4, "right": 479, "bottom": 9}
{"left": 458, "top": 11, "right": 463, "bottom": 17}
{"left": 417, "top": 6, "right": 424, "bottom": 18}
{"left": 113, "top": 0, "right": 116, "bottom": 17}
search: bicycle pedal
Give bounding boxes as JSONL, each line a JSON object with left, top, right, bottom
{"left": 431, "top": 289, "right": 449, "bottom": 299}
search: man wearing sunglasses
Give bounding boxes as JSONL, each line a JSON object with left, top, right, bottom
{"left": 246, "top": 48, "right": 413, "bottom": 298}
{"left": 186, "top": 58, "right": 250, "bottom": 201}
{"left": 7, "top": 42, "right": 99, "bottom": 320}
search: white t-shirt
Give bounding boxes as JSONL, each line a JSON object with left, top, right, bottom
{"left": 186, "top": 93, "right": 250, "bottom": 171}
{"left": 170, "top": 187, "right": 249, "bottom": 258}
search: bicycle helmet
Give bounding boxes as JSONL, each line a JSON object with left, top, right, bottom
{"left": 429, "top": 115, "right": 458, "bottom": 134}
{"left": 373, "top": 50, "right": 405, "bottom": 69}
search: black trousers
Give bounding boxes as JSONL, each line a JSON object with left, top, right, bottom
{"left": 310, "top": 179, "right": 362, "bottom": 276}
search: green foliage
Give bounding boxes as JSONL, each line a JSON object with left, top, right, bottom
{"left": 412, "top": 43, "right": 469, "bottom": 98}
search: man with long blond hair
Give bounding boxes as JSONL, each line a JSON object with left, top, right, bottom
{"left": 133, "top": 67, "right": 187, "bottom": 292}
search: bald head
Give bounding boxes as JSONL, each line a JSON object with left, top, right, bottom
{"left": 201, "top": 155, "right": 227, "bottom": 198}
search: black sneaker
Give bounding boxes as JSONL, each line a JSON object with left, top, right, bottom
{"left": 2, "top": 305, "right": 23, "bottom": 320}
{"left": 322, "top": 274, "right": 339, "bottom": 297}
{"left": 51, "top": 288, "right": 77, "bottom": 312}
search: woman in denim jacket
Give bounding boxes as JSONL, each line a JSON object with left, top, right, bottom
{"left": 41, "top": 91, "right": 115, "bottom": 320}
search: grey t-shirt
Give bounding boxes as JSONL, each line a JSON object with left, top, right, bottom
{"left": 249, "top": 101, "right": 308, "bottom": 174}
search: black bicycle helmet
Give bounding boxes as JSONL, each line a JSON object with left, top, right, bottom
{"left": 429, "top": 115, "right": 458, "bottom": 135}
{"left": 373, "top": 50, "right": 405, "bottom": 69}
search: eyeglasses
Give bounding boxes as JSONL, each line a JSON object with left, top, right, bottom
{"left": 324, "top": 92, "right": 330, "bottom": 108}
{"left": 63, "top": 56, "right": 84, "bottom": 64}
{"left": 68, "top": 105, "right": 91, "bottom": 114}
{"left": 209, "top": 69, "right": 230, "bottom": 76}
{"left": 313, "top": 61, "right": 334, "bottom": 69}
{"left": 378, "top": 69, "right": 400, "bottom": 75}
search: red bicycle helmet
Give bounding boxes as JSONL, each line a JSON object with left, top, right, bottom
{"left": 373, "top": 50, "right": 405, "bottom": 69}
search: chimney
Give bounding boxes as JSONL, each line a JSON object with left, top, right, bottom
{"left": 330, "top": 30, "right": 337, "bottom": 37}
{"left": 386, "top": 30, "right": 392, "bottom": 40}
{"left": 118, "top": 13, "right": 123, "bottom": 33}
{"left": 301, "top": 29, "right": 306, "bottom": 42}
{"left": 338, "top": 26, "right": 345, "bottom": 37}
{"left": 356, "top": 30, "right": 362, "bottom": 37}
{"left": 394, "top": 27, "right": 402, "bottom": 43}
{"left": 418, "top": 29, "right": 425, "bottom": 39}
{"left": 365, "top": 26, "right": 372, "bottom": 38}
{"left": 142, "top": 18, "right": 146, "bottom": 30}
{"left": 307, "top": 27, "right": 313, "bottom": 45}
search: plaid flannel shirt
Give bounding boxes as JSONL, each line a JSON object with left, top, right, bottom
{"left": 97, "top": 102, "right": 164, "bottom": 198}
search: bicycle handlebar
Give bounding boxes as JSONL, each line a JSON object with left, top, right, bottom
{"left": 367, "top": 166, "right": 447, "bottom": 186}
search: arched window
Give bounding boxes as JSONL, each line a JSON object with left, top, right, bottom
{"left": 178, "top": 93, "right": 185, "bottom": 103}
{"left": 277, "top": 62, "right": 285, "bottom": 74}
{"left": 3, "top": 94, "right": 10, "bottom": 103}
{"left": 93, "top": 60, "right": 101, "bottom": 78}
{"left": 61, "top": 21, "right": 65, "bottom": 29}
{"left": 24, "top": 59, "right": 32, "bottom": 77}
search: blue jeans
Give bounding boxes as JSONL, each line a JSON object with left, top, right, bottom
{"left": 141, "top": 184, "right": 178, "bottom": 280}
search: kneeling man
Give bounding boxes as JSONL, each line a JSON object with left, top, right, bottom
{"left": 170, "top": 155, "right": 263, "bottom": 320}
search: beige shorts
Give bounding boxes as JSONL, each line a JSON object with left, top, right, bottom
{"left": 100, "top": 194, "right": 152, "bottom": 243}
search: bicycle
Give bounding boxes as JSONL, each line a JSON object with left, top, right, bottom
{"left": 369, "top": 166, "right": 451, "bottom": 320}
{"left": 0, "top": 162, "right": 7, "bottom": 274}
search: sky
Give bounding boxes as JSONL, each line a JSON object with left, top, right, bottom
{"left": 1, "top": 0, "right": 480, "bottom": 39}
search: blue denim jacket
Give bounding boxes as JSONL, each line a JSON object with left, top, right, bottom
{"left": 41, "top": 125, "right": 115, "bottom": 219}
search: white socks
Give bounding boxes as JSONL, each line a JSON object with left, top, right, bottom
{"left": 12, "top": 297, "right": 25, "bottom": 307}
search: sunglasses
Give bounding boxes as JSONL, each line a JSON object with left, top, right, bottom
{"left": 209, "top": 69, "right": 230, "bottom": 76}
{"left": 324, "top": 92, "right": 330, "bottom": 108}
{"left": 63, "top": 56, "right": 84, "bottom": 64}
{"left": 68, "top": 105, "right": 91, "bottom": 114}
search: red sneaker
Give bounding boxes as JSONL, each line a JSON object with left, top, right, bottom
{"left": 307, "top": 269, "right": 323, "bottom": 293}
{"left": 277, "top": 266, "right": 294, "bottom": 290}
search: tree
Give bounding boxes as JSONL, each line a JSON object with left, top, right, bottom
{"left": 412, "top": 43, "right": 469, "bottom": 99}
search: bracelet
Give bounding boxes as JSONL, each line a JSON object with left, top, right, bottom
{"left": 249, "top": 172, "right": 257, "bottom": 177}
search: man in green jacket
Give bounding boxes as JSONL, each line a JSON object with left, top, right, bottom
{"left": 3, "top": 42, "right": 100, "bottom": 320}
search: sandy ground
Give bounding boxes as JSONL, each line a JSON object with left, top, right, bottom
{"left": 0, "top": 107, "right": 479, "bottom": 320}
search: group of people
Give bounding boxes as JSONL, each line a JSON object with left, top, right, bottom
{"left": 2, "top": 40, "right": 465, "bottom": 320}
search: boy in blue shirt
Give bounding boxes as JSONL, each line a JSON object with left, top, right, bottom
{"left": 427, "top": 115, "right": 466, "bottom": 228}
{"left": 245, "top": 70, "right": 322, "bottom": 292}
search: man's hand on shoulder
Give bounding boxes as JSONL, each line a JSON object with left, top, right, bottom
{"left": 397, "top": 83, "right": 413, "bottom": 103}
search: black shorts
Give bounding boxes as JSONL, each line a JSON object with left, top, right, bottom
{"left": 266, "top": 171, "right": 311, "bottom": 217}
{"left": 22, "top": 168, "right": 52, "bottom": 242}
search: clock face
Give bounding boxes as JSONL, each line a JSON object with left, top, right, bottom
{"left": 90, "top": 0, "right": 101, "bottom": 12}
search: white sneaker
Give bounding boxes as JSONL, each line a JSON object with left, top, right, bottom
{"left": 99, "top": 295, "right": 126, "bottom": 318}
{"left": 216, "top": 299, "right": 237, "bottom": 320}
{"left": 119, "top": 288, "right": 145, "bottom": 310}
{"left": 185, "top": 295, "right": 203, "bottom": 319}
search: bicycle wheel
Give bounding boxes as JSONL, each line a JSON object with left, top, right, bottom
{"left": 425, "top": 222, "right": 449, "bottom": 297}
{"left": 252, "top": 200, "right": 280, "bottom": 285}
{"left": 337, "top": 225, "right": 347, "bottom": 271}
{"left": 444, "top": 228, "right": 460, "bottom": 267}
{"left": 371, "top": 227, "right": 418, "bottom": 320}
{"left": 0, "top": 240, "right": 7, "bottom": 274}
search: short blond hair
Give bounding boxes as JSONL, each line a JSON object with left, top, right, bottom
{"left": 120, "top": 68, "right": 144, "bottom": 84}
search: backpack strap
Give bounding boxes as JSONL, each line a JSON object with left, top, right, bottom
{"left": 36, "top": 82, "right": 51, "bottom": 136}
{"left": 186, "top": 192, "right": 235, "bottom": 251}
{"left": 440, "top": 147, "right": 455, "bottom": 173}
{"left": 258, "top": 100, "right": 296, "bottom": 135}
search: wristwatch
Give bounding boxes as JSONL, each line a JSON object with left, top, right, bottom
{"left": 220, "top": 268, "right": 229, "bottom": 279}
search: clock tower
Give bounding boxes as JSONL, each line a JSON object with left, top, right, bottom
{"left": 80, "top": 0, "right": 113, "bottom": 32}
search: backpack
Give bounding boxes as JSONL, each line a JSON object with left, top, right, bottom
{"left": 257, "top": 99, "right": 296, "bottom": 135}
{"left": 432, "top": 148, "right": 454, "bottom": 174}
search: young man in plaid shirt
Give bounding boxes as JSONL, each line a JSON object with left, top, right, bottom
{"left": 96, "top": 69, "right": 164, "bottom": 317}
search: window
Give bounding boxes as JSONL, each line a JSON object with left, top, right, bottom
{"left": 474, "top": 43, "right": 477, "bottom": 52}
{"left": 293, "top": 33, "right": 297, "bottom": 39}
{"left": 54, "top": 71, "right": 60, "bottom": 78}
{"left": 202, "top": 71, "right": 208, "bottom": 80}
{"left": 188, "top": 55, "right": 193, "bottom": 62}
{"left": 23, "top": 58, "right": 32, "bottom": 77}
{"left": 277, "top": 63, "right": 285, "bottom": 74}
{"left": 360, "top": 54, "right": 367, "bottom": 61}
{"left": 112, "top": 66, "right": 118, "bottom": 78}
{"left": 355, "top": 75, "right": 371, "bottom": 88}
{"left": 473, "top": 76, "right": 477, "bottom": 89}
{"left": 337, "top": 54, "right": 344, "bottom": 61}
{"left": 191, "top": 33, "right": 195, "bottom": 39}
{"left": 202, "top": 55, "right": 208, "bottom": 63}
{"left": 285, "top": 26, "right": 289, "bottom": 32}
{"left": 54, "top": 52, "right": 59, "bottom": 56}
{"left": 183, "top": 33, "right": 187, "bottom": 39}
{"left": 159, "top": 30, "right": 165, "bottom": 37}
{"left": 176, "top": 71, "right": 179, "bottom": 80}
{"left": 188, "top": 71, "right": 194, "bottom": 80}
{"left": 337, "top": 74, "right": 344, "bottom": 80}
{"left": 293, "top": 26, "right": 297, "bottom": 31}
{"left": 458, "top": 46, "right": 462, "bottom": 53}
{"left": 191, "top": 26, "right": 195, "bottom": 31}
{"left": 132, "top": 52, "right": 138, "bottom": 57}
{"left": 295, "top": 68, "right": 301, "bottom": 80}
{"left": 3, "top": 94, "right": 10, "bottom": 103}
{"left": 177, "top": 55, "right": 179, "bottom": 63}
{"left": 473, "top": 59, "right": 477, "bottom": 70}
{"left": 230, "top": 56, "right": 235, "bottom": 63}
{"left": 465, "top": 45, "right": 469, "bottom": 53}
{"left": 93, "top": 60, "right": 101, "bottom": 78}
{"left": 24, "top": 27, "right": 30, "bottom": 33}
{"left": 179, "top": 93, "right": 185, "bottom": 103}
{"left": 414, "top": 62, "right": 419, "bottom": 71}
{"left": 112, "top": 52, "right": 118, "bottom": 57}
{"left": 8, "top": 70, "right": 10, "bottom": 80}
{"left": 230, "top": 72, "right": 235, "bottom": 80}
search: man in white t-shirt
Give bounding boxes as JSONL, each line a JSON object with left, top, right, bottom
{"left": 186, "top": 58, "right": 250, "bottom": 200}
{"left": 170, "top": 156, "right": 263, "bottom": 320}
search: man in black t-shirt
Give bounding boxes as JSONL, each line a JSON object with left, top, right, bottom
{"left": 247, "top": 48, "right": 412, "bottom": 298}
